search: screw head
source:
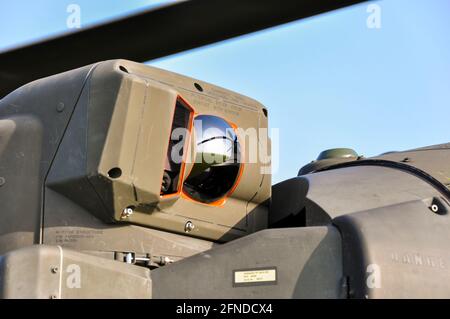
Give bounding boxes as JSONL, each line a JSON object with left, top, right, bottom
{"left": 51, "top": 266, "right": 59, "bottom": 274}
{"left": 121, "top": 206, "right": 134, "bottom": 219}
{"left": 0, "top": 177, "right": 5, "bottom": 187}
{"left": 184, "top": 221, "right": 195, "bottom": 233}
{"left": 431, "top": 204, "right": 439, "bottom": 213}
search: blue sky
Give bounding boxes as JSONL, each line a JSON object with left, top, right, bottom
{"left": 1, "top": 0, "right": 449, "bottom": 183}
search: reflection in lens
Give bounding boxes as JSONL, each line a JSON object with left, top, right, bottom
{"left": 183, "top": 115, "right": 241, "bottom": 204}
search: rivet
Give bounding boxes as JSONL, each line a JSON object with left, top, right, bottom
{"left": 401, "top": 157, "right": 411, "bottom": 163}
{"left": 0, "top": 177, "right": 5, "bottom": 187}
{"left": 56, "top": 102, "right": 65, "bottom": 112}
{"left": 51, "top": 266, "right": 59, "bottom": 274}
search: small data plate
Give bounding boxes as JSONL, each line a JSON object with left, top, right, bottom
{"left": 233, "top": 267, "right": 277, "bottom": 287}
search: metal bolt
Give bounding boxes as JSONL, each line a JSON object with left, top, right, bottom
{"left": 431, "top": 204, "right": 439, "bottom": 213}
{"left": 121, "top": 206, "right": 134, "bottom": 219}
{"left": 0, "top": 177, "right": 5, "bottom": 187}
{"left": 184, "top": 221, "right": 195, "bottom": 233}
{"left": 56, "top": 102, "right": 65, "bottom": 112}
{"left": 51, "top": 266, "right": 59, "bottom": 274}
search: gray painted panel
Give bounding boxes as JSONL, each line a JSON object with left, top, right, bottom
{"left": 152, "top": 226, "right": 343, "bottom": 299}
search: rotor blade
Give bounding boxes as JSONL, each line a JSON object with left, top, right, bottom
{"left": 0, "top": 0, "right": 369, "bottom": 98}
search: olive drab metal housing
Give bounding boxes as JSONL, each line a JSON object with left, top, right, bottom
{"left": 1, "top": 60, "right": 450, "bottom": 299}
{"left": 0, "top": 60, "right": 271, "bottom": 253}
